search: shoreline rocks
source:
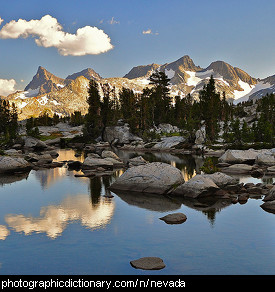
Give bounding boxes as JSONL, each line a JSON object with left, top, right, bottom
{"left": 0, "top": 156, "right": 32, "bottom": 174}
{"left": 173, "top": 174, "right": 220, "bottom": 198}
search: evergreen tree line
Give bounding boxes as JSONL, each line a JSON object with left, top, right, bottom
{"left": 0, "top": 99, "right": 18, "bottom": 142}
{"left": 85, "top": 72, "right": 274, "bottom": 146}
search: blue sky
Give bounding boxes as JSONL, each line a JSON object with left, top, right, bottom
{"left": 0, "top": 0, "right": 274, "bottom": 94}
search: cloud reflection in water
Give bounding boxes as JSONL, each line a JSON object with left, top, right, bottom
{"left": 5, "top": 194, "right": 115, "bottom": 239}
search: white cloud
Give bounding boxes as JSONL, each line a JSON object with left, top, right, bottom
{"left": 143, "top": 29, "right": 153, "bottom": 35}
{"left": 0, "top": 17, "right": 3, "bottom": 26}
{"left": 142, "top": 28, "right": 159, "bottom": 35}
{"left": 0, "top": 79, "right": 16, "bottom": 96}
{"left": 108, "top": 17, "right": 119, "bottom": 25}
{"left": 0, "top": 15, "right": 113, "bottom": 56}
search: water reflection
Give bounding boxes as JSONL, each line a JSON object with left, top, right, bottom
{"left": 112, "top": 189, "right": 232, "bottom": 225}
{"left": 0, "top": 172, "right": 30, "bottom": 186}
{"left": 5, "top": 194, "right": 115, "bottom": 239}
{"left": 177, "top": 197, "right": 232, "bottom": 226}
{"left": 0, "top": 148, "right": 273, "bottom": 240}
{"left": 114, "top": 191, "right": 182, "bottom": 212}
{"left": 0, "top": 225, "right": 10, "bottom": 240}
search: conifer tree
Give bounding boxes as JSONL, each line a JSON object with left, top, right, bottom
{"left": 149, "top": 71, "right": 172, "bottom": 125}
{"left": 84, "top": 79, "right": 102, "bottom": 138}
{"left": 119, "top": 87, "right": 139, "bottom": 133}
{"left": 199, "top": 75, "right": 221, "bottom": 142}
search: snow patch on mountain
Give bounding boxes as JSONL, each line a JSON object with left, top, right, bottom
{"left": 233, "top": 80, "right": 254, "bottom": 100}
{"left": 165, "top": 68, "right": 175, "bottom": 79}
{"left": 38, "top": 95, "right": 48, "bottom": 105}
{"left": 234, "top": 81, "right": 272, "bottom": 104}
{"left": 185, "top": 71, "right": 201, "bottom": 86}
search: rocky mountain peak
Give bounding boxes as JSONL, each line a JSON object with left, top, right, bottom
{"left": 205, "top": 61, "right": 256, "bottom": 89}
{"left": 123, "top": 63, "right": 160, "bottom": 79}
{"left": 24, "top": 66, "right": 66, "bottom": 96}
{"left": 66, "top": 68, "right": 102, "bottom": 82}
{"left": 168, "top": 55, "right": 201, "bottom": 72}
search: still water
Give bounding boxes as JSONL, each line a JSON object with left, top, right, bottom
{"left": 0, "top": 149, "right": 274, "bottom": 275}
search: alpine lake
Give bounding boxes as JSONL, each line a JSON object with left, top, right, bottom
{"left": 0, "top": 148, "right": 274, "bottom": 275}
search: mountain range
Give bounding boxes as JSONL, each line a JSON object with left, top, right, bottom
{"left": 2, "top": 55, "right": 275, "bottom": 120}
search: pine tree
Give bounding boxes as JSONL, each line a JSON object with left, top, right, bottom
{"left": 0, "top": 100, "right": 18, "bottom": 141}
{"left": 149, "top": 71, "right": 172, "bottom": 125}
{"left": 119, "top": 87, "right": 139, "bottom": 132}
{"left": 84, "top": 79, "right": 102, "bottom": 138}
{"left": 139, "top": 87, "right": 154, "bottom": 132}
{"left": 199, "top": 75, "right": 221, "bottom": 142}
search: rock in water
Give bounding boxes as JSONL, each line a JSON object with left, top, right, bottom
{"left": 173, "top": 174, "right": 219, "bottom": 198}
{"left": 109, "top": 162, "right": 184, "bottom": 194}
{"left": 260, "top": 201, "right": 275, "bottom": 214}
{"left": 130, "top": 257, "right": 166, "bottom": 270}
{"left": 218, "top": 149, "right": 258, "bottom": 164}
{"left": 0, "top": 156, "right": 31, "bottom": 174}
{"left": 159, "top": 213, "right": 187, "bottom": 224}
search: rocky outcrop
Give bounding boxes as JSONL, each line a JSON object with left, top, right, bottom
{"left": 127, "top": 156, "right": 148, "bottom": 167}
{"left": 103, "top": 122, "right": 143, "bottom": 145}
{"left": 0, "top": 156, "right": 32, "bottom": 174}
{"left": 173, "top": 174, "right": 220, "bottom": 198}
{"left": 255, "top": 152, "right": 275, "bottom": 166}
{"left": 152, "top": 136, "right": 186, "bottom": 150}
{"left": 218, "top": 149, "right": 275, "bottom": 176}
{"left": 23, "top": 136, "right": 48, "bottom": 150}
{"left": 195, "top": 126, "right": 206, "bottom": 146}
{"left": 82, "top": 156, "right": 114, "bottom": 170}
{"left": 204, "top": 172, "right": 238, "bottom": 188}
{"left": 109, "top": 162, "right": 184, "bottom": 194}
{"left": 219, "top": 149, "right": 259, "bottom": 164}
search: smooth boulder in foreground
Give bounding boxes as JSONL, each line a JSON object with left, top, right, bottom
{"left": 109, "top": 162, "right": 184, "bottom": 194}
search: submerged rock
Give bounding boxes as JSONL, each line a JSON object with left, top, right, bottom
{"left": 109, "top": 162, "right": 184, "bottom": 194}
{"left": 130, "top": 257, "right": 165, "bottom": 270}
{"left": 221, "top": 164, "right": 253, "bottom": 173}
{"left": 159, "top": 213, "right": 187, "bottom": 224}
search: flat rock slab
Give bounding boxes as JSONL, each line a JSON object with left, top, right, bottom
{"left": 159, "top": 213, "right": 187, "bottom": 224}
{"left": 130, "top": 257, "right": 166, "bottom": 270}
